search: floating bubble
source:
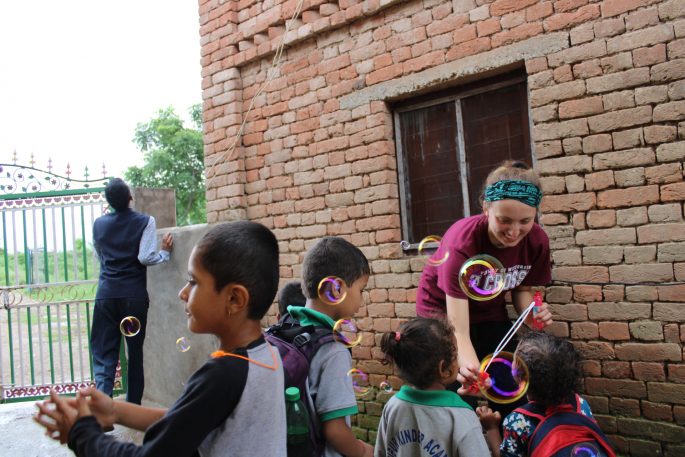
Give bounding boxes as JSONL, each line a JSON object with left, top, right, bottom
{"left": 477, "top": 351, "right": 528, "bottom": 404}
{"left": 333, "top": 319, "right": 362, "bottom": 348}
{"left": 379, "top": 381, "right": 393, "bottom": 393}
{"left": 399, "top": 240, "right": 411, "bottom": 250}
{"left": 119, "top": 316, "right": 141, "bottom": 337}
{"left": 176, "top": 337, "right": 191, "bottom": 352}
{"left": 458, "top": 254, "right": 505, "bottom": 301}
{"left": 347, "top": 368, "right": 371, "bottom": 397}
{"left": 317, "top": 276, "right": 347, "bottom": 306}
{"left": 418, "top": 235, "right": 449, "bottom": 266}
{"left": 571, "top": 443, "right": 600, "bottom": 457}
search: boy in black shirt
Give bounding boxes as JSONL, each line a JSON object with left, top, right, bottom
{"left": 35, "top": 221, "right": 286, "bottom": 457}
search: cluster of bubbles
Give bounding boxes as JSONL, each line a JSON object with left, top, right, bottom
{"left": 119, "top": 317, "right": 191, "bottom": 353}
{"left": 317, "top": 276, "right": 347, "bottom": 305}
{"left": 476, "top": 351, "right": 529, "bottom": 404}
{"left": 402, "top": 237, "right": 506, "bottom": 301}
{"left": 346, "top": 368, "right": 394, "bottom": 398}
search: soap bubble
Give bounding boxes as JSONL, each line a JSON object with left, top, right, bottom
{"left": 477, "top": 351, "right": 529, "bottom": 404}
{"left": 317, "top": 276, "right": 347, "bottom": 305}
{"left": 379, "top": 381, "right": 394, "bottom": 393}
{"left": 333, "top": 319, "right": 361, "bottom": 348}
{"left": 571, "top": 443, "right": 600, "bottom": 457}
{"left": 176, "top": 337, "right": 191, "bottom": 352}
{"left": 418, "top": 235, "right": 449, "bottom": 266}
{"left": 347, "top": 368, "right": 371, "bottom": 397}
{"left": 119, "top": 316, "right": 141, "bottom": 337}
{"left": 458, "top": 254, "right": 505, "bottom": 301}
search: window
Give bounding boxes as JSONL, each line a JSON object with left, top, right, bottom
{"left": 394, "top": 71, "right": 533, "bottom": 246}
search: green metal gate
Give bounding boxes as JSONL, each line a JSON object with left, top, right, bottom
{"left": 0, "top": 156, "right": 127, "bottom": 402}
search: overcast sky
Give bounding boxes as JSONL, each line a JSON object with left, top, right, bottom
{"left": 0, "top": 1, "right": 203, "bottom": 178}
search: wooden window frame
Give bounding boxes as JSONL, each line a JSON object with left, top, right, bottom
{"left": 393, "top": 74, "right": 531, "bottom": 250}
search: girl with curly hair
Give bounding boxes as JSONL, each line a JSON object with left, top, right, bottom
{"left": 477, "top": 331, "right": 614, "bottom": 457}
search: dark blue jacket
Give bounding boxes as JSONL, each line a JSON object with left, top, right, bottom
{"left": 93, "top": 209, "right": 150, "bottom": 300}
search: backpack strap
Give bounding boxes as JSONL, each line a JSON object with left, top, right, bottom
{"left": 513, "top": 401, "right": 546, "bottom": 423}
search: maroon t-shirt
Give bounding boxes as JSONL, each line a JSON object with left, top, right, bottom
{"left": 416, "top": 214, "right": 552, "bottom": 324}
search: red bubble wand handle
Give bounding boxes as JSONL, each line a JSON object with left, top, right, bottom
{"left": 531, "top": 291, "right": 544, "bottom": 330}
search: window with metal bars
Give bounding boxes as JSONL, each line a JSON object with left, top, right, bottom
{"left": 393, "top": 70, "right": 534, "bottom": 247}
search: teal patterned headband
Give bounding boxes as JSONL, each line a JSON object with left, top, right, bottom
{"left": 484, "top": 180, "right": 542, "bottom": 208}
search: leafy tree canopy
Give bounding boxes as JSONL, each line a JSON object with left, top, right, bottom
{"left": 125, "top": 105, "right": 206, "bottom": 226}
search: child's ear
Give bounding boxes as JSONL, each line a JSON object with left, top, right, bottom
{"left": 438, "top": 359, "right": 453, "bottom": 380}
{"left": 224, "top": 284, "right": 250, "bottom": 316}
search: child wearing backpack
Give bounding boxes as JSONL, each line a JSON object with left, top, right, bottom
{"left": 34, "top": 221, "right": 287, "bottom": 457}
{"left": 375, "top": 318, "right": 491, "bottom": 457}
{"left": 273, "top": 236, "right": 373, "bottom": 457}
{"left": 476, "top": 331, "right": 615, "bottom": 457}
{"left": 277, "top": 280, "right": 307, "bottom": 320}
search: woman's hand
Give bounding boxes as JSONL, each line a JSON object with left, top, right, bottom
{"left": 531, "top": 300, "right": 553, "bottom": 329}
{"left": 457, "top": 363, "right": 488, "bottom": 396}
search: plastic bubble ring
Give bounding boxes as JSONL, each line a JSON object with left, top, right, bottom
{"left": 477, "top": 351, "right": 529, "bottom": 404}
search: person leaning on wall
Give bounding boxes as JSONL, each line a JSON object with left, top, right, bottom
{"left": 91, "top": 178, "right": 173, "bottom": 404}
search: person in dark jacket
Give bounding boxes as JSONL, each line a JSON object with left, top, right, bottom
{"left": 91, "top": 178, "right": 173, "bottom": 404}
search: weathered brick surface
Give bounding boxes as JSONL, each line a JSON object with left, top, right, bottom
{"left": 201, "top": 0, "right": 685, "bottom": 450}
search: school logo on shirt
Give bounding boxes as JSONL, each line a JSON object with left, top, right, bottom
{"left": 468, "top": 265, "right": 531, "bottom": 292}
{"left": 385, "top": 429, "right": 449, "bottom": 457}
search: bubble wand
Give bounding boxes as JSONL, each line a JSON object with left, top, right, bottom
{"left": 484, "top": 299, "right": 536, "bottom": 372}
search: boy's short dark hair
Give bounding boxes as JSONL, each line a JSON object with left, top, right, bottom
{"left": 105, "top": 178, "right": 131, "bottom": 212}
{"left": 517, "top": 331, "right": 582, "bottom": 407}
{"left": 277, "top": 281, "right": 306, "bottom": 316}
{"left": 301, "top": 237, "right": 370, "bottom": 299}
{"left": 195, "top": 221, "right": 279, "bottom": 320}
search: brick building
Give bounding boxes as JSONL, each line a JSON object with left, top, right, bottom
{"left": 198, "top": 0, "right": 685, "bottom": 454}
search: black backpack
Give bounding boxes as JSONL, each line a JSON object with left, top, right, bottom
{"left": 514, "top": 394, "right": 616, "bottom": 457}
{"left": 265, "top": 313, "right": 336, "bottom": 457}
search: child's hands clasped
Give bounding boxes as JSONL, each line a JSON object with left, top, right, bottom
{"left": 34, "top": 390, "right": 93, "bottom": 443}
{"left": 476, "top": 406, "right": 501, "bottom": 431}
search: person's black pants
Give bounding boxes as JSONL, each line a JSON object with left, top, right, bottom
{"left": 448, "top": 320, "right": 527, "bottom": 421}
{"left": 91, "top": 298, "right": 148, "bottom": 404}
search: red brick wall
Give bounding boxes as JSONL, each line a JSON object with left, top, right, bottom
{"left": 199, "top": 0, "right": 685, "bottom": 454}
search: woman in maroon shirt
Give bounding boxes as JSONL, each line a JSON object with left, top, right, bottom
{"left": 415, "top": 161, "right": 553, "bottom": 415}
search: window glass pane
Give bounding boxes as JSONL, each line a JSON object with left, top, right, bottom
{"left": 461, "top": 83, "right": 531, "bottom": 214}
{"left": 399, "top": 102, "right": 463, "bottom": 242}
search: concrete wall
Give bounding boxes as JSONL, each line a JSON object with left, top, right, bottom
{"left": 198, "top": 0, "right": 685, "bottom": 454}
{"left": 131, "top": 187, "right": 176, "bottom": 229}
{"left": 142, "top": 223, "right": 211, "bottom": 407}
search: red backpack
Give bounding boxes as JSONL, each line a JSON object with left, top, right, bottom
{"left": 514, "top": 394, "right": 616, "bottom": 457}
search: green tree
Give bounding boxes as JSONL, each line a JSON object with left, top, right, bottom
{"left": 125, "top": 105, "right": 206, "bottom": 226}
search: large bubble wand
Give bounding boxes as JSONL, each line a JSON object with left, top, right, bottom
{"left": 484, "top": 299, "right": 536, "bottom": 372}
